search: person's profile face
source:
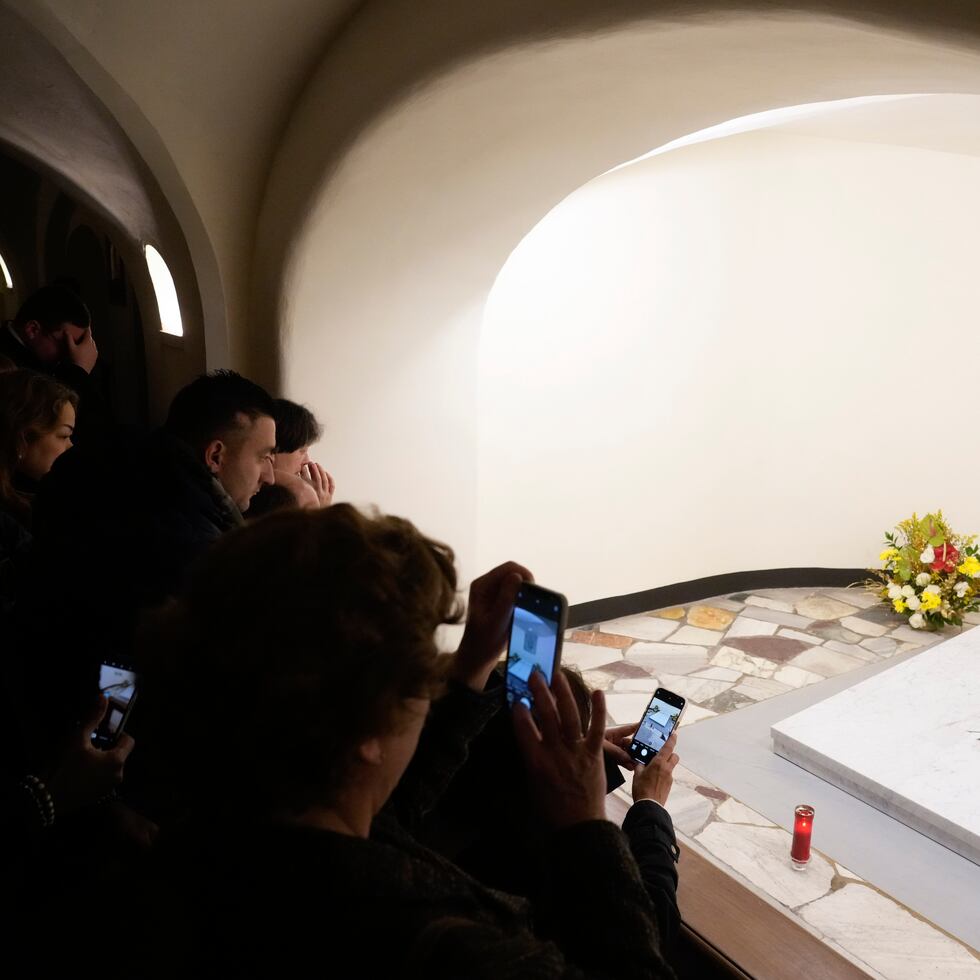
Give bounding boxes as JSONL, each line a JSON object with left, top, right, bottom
{"left": 217, "top": 414, "right": 276, "bottom": 512}
{"left": 19, "top": 402, "right": 76, "bottom": 480}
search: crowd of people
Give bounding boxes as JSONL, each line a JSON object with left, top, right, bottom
{"left": 1, "top": 284, "right": 683, "bottom": 977}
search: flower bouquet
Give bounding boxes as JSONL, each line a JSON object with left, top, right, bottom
{"left": 869, "top": 512, "right": 980, "bottom": 630}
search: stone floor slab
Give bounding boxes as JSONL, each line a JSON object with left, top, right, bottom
{"left": 695, "top": 822, "right": 834, "bottom": 908}
{"left": 820, "top": 588, "right": 880, "bottom": 610}
{"left": 560, "top": 642, "right": 623, "bottom": 672}
{"left": 658, "top": 673, "right": 734, "bottom": 704}
{"left": 796, "top": 596, "right": 860, "bottom": 620}
{"left": 728, "top": 606, "right": 815, "bottom": 629}
{"left": 725, "top": 617, "right": 779, "bottom": 639}
{"left": 744, "top": 595, "right": 795, "bottom": 613}
{"left": 789, "top": 646, "right": 866, "bottom": 677}
{"left": 800, "top": 886, "right": 980, "bottom": 980}
{"left": 716, "top": 798, "right": 775, "bottom": 826}
{"left": 604, "top": 691, "right": 659, "bottom": 725}
{"left": 777, "top": 628, "right": 822, "bottom": 645}
{"left": 626, "top": 643, "right": 710, "bottom": 676}
{"left": 773, "top": 664, "right": 825, "bottom": 688}
{"left": 679, "top": 704, "right": 718, "bottom": 727}
{"left": 823, "top": 639, "right": 878, "bottom": 662}
{"left": 670, "top": 624, "right": 728, "bottom": 645}
{"left": 732, "top": 676, "right": 793, "bottom": 701}
{"left": 687, "top": 605, "right": 736, "bottom": 630}
{"left": 840, "top": 615, "right": 889, "bottom": 637}
{"left": 599, "top": 615, "right": 679, "bottom": 642}
{"left": 722, "top": 635, "right": 810, "bottom": 663}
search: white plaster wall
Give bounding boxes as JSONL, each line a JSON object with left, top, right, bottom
{"left": 479, "top": 130, "right": 980, "bottom": 603}
{"left": 280, "top": 18, "right": 980, "bottom": 596}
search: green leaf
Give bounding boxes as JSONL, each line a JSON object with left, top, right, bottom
{"left": 929, "top": 535, "right": 944, "bottom": 547}
{"left": 899, "top": 568, "right": 911, "bottom": 581}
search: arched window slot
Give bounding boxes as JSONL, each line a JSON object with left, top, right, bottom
{"left": 144, "top": 243, "right": 183, "bottom": 337}
{"left": 0, "top": 252, "right": 13, "bottom": 289}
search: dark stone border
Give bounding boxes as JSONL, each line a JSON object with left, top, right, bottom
{"left": 568, "top": 567, "right": 870, "bottom": 629}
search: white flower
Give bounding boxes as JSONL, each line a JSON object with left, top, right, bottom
{"left": 906, "top": 595, "right": 921, "bottom": 611}
{"left": 915, "top": 573, "right": 932, "bottom": 587}
{"left": 909, "top": 613, "right": 925, "bottom": 629}
{"left": 924, "top": 584, "right": 941, "bottom": 595}
{"left": 887, "top": 583, "right": 903, "bottom": 599}
{"left": 955, "top": 581, "right": 969, "bottom": 597}
{"left": 920, "top": 546, "right": 935, "bottom": 564}
{"left": 901, "top": 585, "right": 915, "bottom": 598}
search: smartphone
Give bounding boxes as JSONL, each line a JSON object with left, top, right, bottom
{"left": 505, "top": 583, "right": 568, "bottom": 710}
{"left": 91, "top": 660, "right": 138, "bottom": 749}
{"left": 629, "top": 688, "right": 685, "bottom": 763}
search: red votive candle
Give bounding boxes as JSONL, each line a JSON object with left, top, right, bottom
{"left": 791, "top": 805, "right": 814, "bottom": 869}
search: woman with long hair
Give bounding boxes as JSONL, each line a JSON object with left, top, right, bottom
{"left": 0, "top": 368, "right": 77, "bottom": 612}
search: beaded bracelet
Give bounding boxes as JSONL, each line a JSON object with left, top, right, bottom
{"left": 20, "top": 774, "right": 56, "bottom": 828}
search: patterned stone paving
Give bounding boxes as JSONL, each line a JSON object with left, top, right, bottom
{"left": 575, "top": 587, "right": 980, "bottom": 980}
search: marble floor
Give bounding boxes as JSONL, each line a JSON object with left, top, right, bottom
{"left": 569, "top": 587, "right": 980, "bottom": 979}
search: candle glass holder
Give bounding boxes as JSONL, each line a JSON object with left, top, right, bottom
{"left": 791, "top": 804, "right": 814, "bottom": 870}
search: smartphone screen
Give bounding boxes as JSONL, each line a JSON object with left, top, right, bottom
{"left": 629, "top": 688, "right": 685, "bottom": 763}
{"left": 505, "top": 584, "right": 568, "bottom": 710}
{"left": 92, "top": 661, "right": 138, "bottom": 748}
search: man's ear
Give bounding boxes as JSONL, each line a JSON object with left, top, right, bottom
{"left": 203, "top": 438, "right": 225, "bottom": 475}
{"left": 356, "top": 737, "right": 384, "bottom": 767}
{"left": 21, "top": 320, "right": 42, "bottom": 342}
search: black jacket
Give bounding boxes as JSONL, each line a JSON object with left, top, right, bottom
{"left": 125, "top": 685, "right": 678, "bottom": 979}
{"left": 16, "top": 431, "right": 243, "bottom": 756}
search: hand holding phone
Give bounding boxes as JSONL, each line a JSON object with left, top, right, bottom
{"left": 631, "top": 731, "right": 680, "bottom": 808}
{"left": 453, "top": 561, "right": 531, "bottom": 692}
{"left": 505, "top": 583, "right": 568, "bottom": 710}
{"left": 512, "top": 669, "right": 608, "bottom": 829}
{"left": 91, "top": 661, "right": 138, "bottom": 749}
{"left": 629, "top": 688, "right": 685, "bottom": 763}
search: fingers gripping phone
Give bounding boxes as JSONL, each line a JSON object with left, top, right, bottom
{"left": 629, "top": 688, "right": 685, "bottom": 764}
{"left": 505, "top": 584, "right": 568, "bottom": 710}
{"left": 92, "top": 661, "right": 138, "bottom": 749}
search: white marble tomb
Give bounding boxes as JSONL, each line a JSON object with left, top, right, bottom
{"left": 771, "top": 628, "right": 980, "bottom": 865}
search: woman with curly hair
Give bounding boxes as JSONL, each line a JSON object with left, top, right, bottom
{"left": 127, "top": 505, "right": 678, "bottom": 979}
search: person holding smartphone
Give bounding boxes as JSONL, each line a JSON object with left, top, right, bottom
{"left": 126, "top": 506, "right": 678, "bottom": 979}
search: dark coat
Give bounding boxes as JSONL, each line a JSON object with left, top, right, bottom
{"left": 15, "top": 430, "right": 243, "bottom": 757}
{"left": 124, "top": 685, "right": 678, "bottom": 979}
{"left": 0, "top": 506, "right": 30, "bottom": 619}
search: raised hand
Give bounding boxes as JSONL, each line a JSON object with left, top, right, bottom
{"left": 300, "top": 461, "right": 335, "bottom": 507}
{"left": 603, "top": 720, "right": 641, "bottom": 770}
{"left": 45, "top": 696, "right": 135, "bottom": 814}
{"left": 451, "top": 561, "right": 531, "bottom": 691}
{"left": 513, "top": 669, "right": 608, "bottom": 829}
{"left": 65, "top": 325, "right": 98, "bottom": 373}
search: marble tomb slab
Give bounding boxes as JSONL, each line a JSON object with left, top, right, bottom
{"left": 772, "top": 630, "right": 980, "bottom": 865}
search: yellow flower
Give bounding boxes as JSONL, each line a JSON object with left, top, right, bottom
{"left": 957, "top": 556, "right": 980, "bottom": 577}
{"left": 892, "top": 599, "right": 907, "bottom": 613}
{"left": 880, "top": 548, "right": 899, "bottom": 562}
{"left": 920, "top": 592, "right": 942, "bottom": 612}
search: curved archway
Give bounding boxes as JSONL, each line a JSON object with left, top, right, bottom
{"left": 272, "top": 12, "right": 980, "bottom": 588}
{"left": 0, "top": 3, "right": 210, "bottom": 416}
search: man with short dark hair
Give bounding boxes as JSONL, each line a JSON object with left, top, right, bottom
{"left": 164, "top": 370, "right": 277, "bottom": 514}
{"left": 1, "top": 285, "right": 107, "bottom": 445}
{"left": 26, "top": 371, "right": 277, "bottom": 678}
